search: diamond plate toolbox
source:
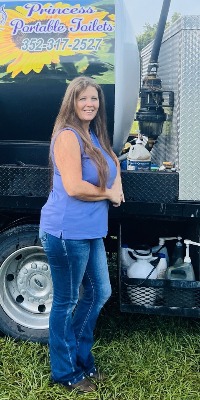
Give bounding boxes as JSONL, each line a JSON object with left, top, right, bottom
{"left": 141, "top": 16, "right": 200, "bottom": 201}
{"left": 0, "top": 165, "right": 50, "bottom": 197}
{"left": 122, "top": 171, "right": 179, "bottom": 203}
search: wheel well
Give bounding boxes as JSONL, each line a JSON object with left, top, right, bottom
{"left": 0, "top": 215, "right": 40, "bottom": 234}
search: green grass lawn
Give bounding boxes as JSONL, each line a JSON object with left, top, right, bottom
{"left": 0, "top": 256, "right": 200, "bottom": 400}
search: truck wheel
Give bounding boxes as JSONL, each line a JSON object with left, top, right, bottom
{"left": 0, "top": 224, "right": 52, "bottom": 343}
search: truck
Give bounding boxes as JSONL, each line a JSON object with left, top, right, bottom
{"left": 0, "top": 0, "right": 200, "bottom": 343}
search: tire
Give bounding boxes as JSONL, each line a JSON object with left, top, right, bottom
{"left": 0, "top": 224, "right": 52, "bottom": 343}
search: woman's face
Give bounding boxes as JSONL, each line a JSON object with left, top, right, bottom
{"left": 75, "top": 86, "right": 99, "bottom": 125}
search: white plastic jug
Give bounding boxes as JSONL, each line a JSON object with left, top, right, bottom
{"left": 157, "top": 253, "right": 167, "bottom": 279}
{"left": 127, "top": 249, "right": 157, "bottom": 306}
{"left": 127, "top": 248, "right": 157, "bottom": 278}
{"left": 127, "top": 138, "right": 151, "bottom": 171}
{"left": 165, "top": 240, "right": 196, "bottom": 308}
{"left": 120, "top": 244, "right": 135, "bottom": 276}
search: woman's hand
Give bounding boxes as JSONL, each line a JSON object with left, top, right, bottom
{"left": 110, "top": 158, "right": 125, "bottom": 207}
{"left": 109, "top": 175, "right": 125, "bottom": 207}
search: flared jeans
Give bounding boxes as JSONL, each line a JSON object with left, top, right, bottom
{"left": 40, "top": 231, "right": 111, "bottom": 385}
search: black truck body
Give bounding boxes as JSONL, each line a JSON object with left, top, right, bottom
{"left": 0, "top": 0, "right": 200, "bottom": 342}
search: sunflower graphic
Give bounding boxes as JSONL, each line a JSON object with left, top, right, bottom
{"left": 0, "top": 2, "right": 114, "bottom": 77}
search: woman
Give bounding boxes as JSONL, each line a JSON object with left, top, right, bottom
{"left": 39, "top": 76, "right": 124, "bottom": 394}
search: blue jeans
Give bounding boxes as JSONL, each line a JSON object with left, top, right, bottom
{"left": 39, "top": 230, "right": 111, "bottom": 385}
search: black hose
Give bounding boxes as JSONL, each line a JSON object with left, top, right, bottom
{"left": 148, "top": 0, "right": 171, "bottom": 69}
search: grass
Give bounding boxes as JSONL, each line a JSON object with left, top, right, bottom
{"left": 0, "top": 255, "right": 200, "bottom": 400}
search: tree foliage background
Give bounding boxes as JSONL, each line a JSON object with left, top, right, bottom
{"left": 136, "top": 12, "right": 181, "bottom": 52}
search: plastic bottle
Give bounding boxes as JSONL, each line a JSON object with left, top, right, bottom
{"left": 156, "top": 253, "right": 167, "bottom": 301}
{"left": 171, "top": 237, "right": 184, "bottom": 266}
{"left": 152, "top": 238, "right": 169, "bottom": 266}
{"left": 120, "top": 244, "right": 135, "bottom": 276}
{"left": 165, "top": 241, "right": 195, "bottom": 307}
{"left": 156, "top": 253, "right": 167, "bottom": 279}
{"left": 166, "top": 242, "right": 195, "bottom": 281}
{"left": 127, "top": 137, "right": 151, "bottom": 171}
{"left": 152, "top": 236, "right": 183, "bottom": 267}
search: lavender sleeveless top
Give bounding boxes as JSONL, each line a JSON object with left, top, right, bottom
{"left": 40, "top": 128, "right": 117, "bottom": 239}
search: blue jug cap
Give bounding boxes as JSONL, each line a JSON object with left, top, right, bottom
{"left": 159, "top": 253, "right": 166, "bottom": 258}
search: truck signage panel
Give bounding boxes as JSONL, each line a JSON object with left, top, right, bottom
{"left": 0, "top": 1, "right": 115, "bottom": 83}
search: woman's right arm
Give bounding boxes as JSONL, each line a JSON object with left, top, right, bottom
{"left": 54, "top": 130, "right": 122, "bottom": 205}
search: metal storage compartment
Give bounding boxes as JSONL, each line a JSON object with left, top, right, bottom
{"left": 140, "top": 16, "right": 200, "bottom": 201}
{"left": 120, "top": 276, "right": 200, "bottom": 318}
{"left": 119, "top": 221, "right": 200, "bottom": 318}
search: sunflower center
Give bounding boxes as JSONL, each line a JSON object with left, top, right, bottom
{"left": 12, "top": 20, "right": 68, "bottom": 53}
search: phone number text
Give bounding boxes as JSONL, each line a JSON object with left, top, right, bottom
{"left": 21, "top": 37, "right": 103, "bottom": 52}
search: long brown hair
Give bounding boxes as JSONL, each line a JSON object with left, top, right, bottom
{"left": 51, "top": 76, "right": 116, "bottom": 190}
